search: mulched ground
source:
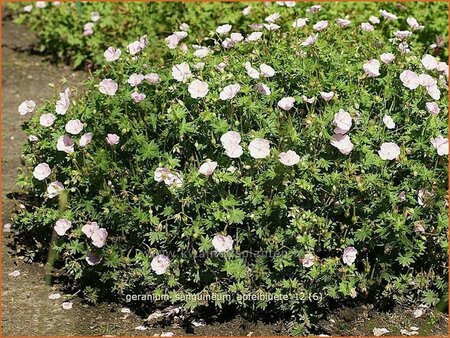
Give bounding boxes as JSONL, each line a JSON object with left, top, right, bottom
{"left": 1, "top": 18, "right": 448, "bottom": 337}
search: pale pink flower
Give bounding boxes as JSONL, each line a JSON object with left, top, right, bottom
{"left": 333, "top": 109, "right": 352, "bottom": 134}
{"left": 221, "top": 38, "right": 235, "bottom": 49}
{"left": 399, "top": 70, "right": 420, "bottom": 89}
{"left": 320, "top": 91, "right": 334, "bottom": 101}
{"left": 248, "top": 138, "right": 270, "bottom": 159}
{"left": 394, "top": 30, "right": 412, "bottom": 40}
{"left": 407, "top": 17, "right": 424, "bottom": 31}
{"left": 426, "top": 102, "right": 440, "bottom": 115}
{"left": 82, "top": 221, "right": 99, "bottom": 238}
{"left": 380, "top": 53, "right": 395, "bottom": 64}
{"left": 33, "top": 163, "right": 51, "bottom": 180}
{"left": 263, "top": 23, "right": 280, "bottom": 31}
{"left": 313, "top": 20, "right": 328, "bottom": 31}
{"left": 292, "top": 18, "right": 308, "bottom": 28}
{"left": 165, "top": 31, "right": 187, "bottom": 49}
{"left": 65, "top": 119, "right": 83, "bottom": 135}
{"left": 54, "top": 219, "right": 71, "bottom": 236}
{"left": 230, "top": 33, "right": 244, "bottom": 43}
{"left": 188, "top": 80, "right": 209, "bottom": 99}
{"left": 301, "top": 253, "right": 315, "bottom": 267}
{"left": 336, "top": 18, "right": 351, "bottom": 27}
{"left": 431, "top": 136, "right": 448, "bottom": 156}
{"left": 260, "top": 64, "right": 275, "bottom": 77}
{"left": 18, "top": 100, "right": 36, "bottom": 115}
{"left": 57, "top": 135, "right": 74, "bottom": 153}
{"left": 216, "top": 24, "right": 232, "bottom": 35}
{"left": 145, "top": 73, "right": 160, "bottom": 84}
{"left": 302, "top": 95, "right": 316, "bottom": 104}
{"left": 398, "top": 42, "right": 411, "bottom": 54}
{"left": 378, "top": 142, "right": 400, "bottom": 160}
{"left": 419, "top": 74, "right": 436, "bottom": 87}
{"left": 369, "top": 16, "right": 380, "bottom": 24}
{"left": 99, "top": 79, "right": 118, "bottom": 96}
{"left": 193, "top": 46, "right": 209, "bottom": 58}
{"left": 221, "top": 131, "right": 243, "bottom": 158}
{"left": 55, "top": 92, "right": 70, "bottom": 115}
{"left": 179, "top": 23, "right": 189, "bottom": 31}
{"left": 307, "top": 5, "right": 321, "bottom": 14}
{"left": 242, "top": 6, "right": 252, "bottom": 15}
{"left": 127, "top": 40, "right": 141, "bottom": 55}
{"left": 104, "top": 47, "right": 121, "bottom": 62}
{"left": 380, "top": 9, "right": 398, "bottom": 20}
{"left": 154, "top": 167, "right": 171, "bottom": 183}
{"left": 244, "top": 62, "right": 260, "bottom": 79}
{"left": 151, "top": 254, "right": 170, "bottom": 275}
{"left": 426, "top": 84, "right": 441, "bottom": 100}
{"left": 342, "top": 247, "right": 357, "bottom": 265}
{"left": 417, "top": 189, "right": 432, "bottom": 206}
{"left": 330, "top": 134, "right": 354, "bottom": 155}
{"left": 256, "top": 83, "right": 271, "bottom": 95}
{"left": 90, "top": 11, "right": 100, "bottom": 22}
{"left": 383, "top": 115, "right": 395, "bottom": 129}
{"left": 360, "top": 22, "right": 374, "bottom": 32}
{"left": 265, "top": 13, "right": 280, "bottom": 24}
{"left": 220, "top": 84, "right": 240, "bottom": 100}
{"left": 28, "top": 135, "right": 39, "bottom": 142}
{"left": 172, "top": 63, "right": 192, "bottom": 82}
{"left": 166, "top": 172, "right": 183, "bottom": 188}
{"left": 127, "top": 73, "right": 144, "bottom": 86}
{"left": 139, "top": 35, "right": 148, "bottom": 49}
{"left": 91, "top": 228, "right": 108, "bottom": 248}
{"left": 40, "top": 113, "right": 56, "bottom": 127}
{"left": 363, "top": 59, "right": 380, "bottom": 77}
{"left": 277, "top": 97, "right": 295, "bottom": 111}
{"left": 106, "top": 134, "right": 120, "bottom": 146}
{"left": 279, "top": 150, "right": 300, "bottom": 166}
{"left": 131, "top": 92, "right": 146, "bottom": 103}
{"left": 83, "top": 22, "right": 94, "bottom": 36}
{"left": 79, "top": 133, "right": 93, "bottom": 147}
{"left": 246, "top": 32, "right": 263, "bottom": 42}
{"left": 47, "top": 181, "right": 64, "bottom": 199}
{"left": 194, "top": 62, "right": 205, "bottom": 70}
{"left": 212, "top": 235, "right": 233, "bottom": 252}
{"left": 301, "top": 34, "right": 318, "bottom": 47}
{"left": 199, "top": 161, "right": 218, "bottom": 176}
{"left": 436, "top": 62, "right": 448, "bottom": 74}
{"left": 421, "top": 54, "right": 438, "bottom": 71}
{"left": 23, "top": 5, "right": 33, "bottom": 12}
{"left": 86, "top": 251, "right": 102, "bottom": 266}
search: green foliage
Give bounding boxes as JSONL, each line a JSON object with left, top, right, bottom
{"left": 11, "top": 1, "right": 448, "bottom": 330}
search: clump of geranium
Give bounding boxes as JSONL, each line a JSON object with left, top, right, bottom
{"left": 13, "top": 2, "right": 448, "bottom": 331}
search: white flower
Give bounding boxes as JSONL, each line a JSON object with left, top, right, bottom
{"left": 422, "top": 54, "right": 438, "bottom": 71}
{"left": 220, "top": 131, "right": 243, "bottom": 158}
{"left": 246, "top": 32, "right": 263, "bottom": 42}
{"left": 256, "top": 83, "right": 271, "bottom": 95}
{"left": 426, "top": 84, "right": 441, "bottom": 100}
{"left": 91, "top": 228, "right": 108, "bottom": 248}
{"left": 431, "top": 136, "right": 448, "bottom": 156}
{"left": 380, "top": 53, "right": 395, "bottom": 64}
{"left": 380, "top": 9, "right": 398, "bottom": 20}
{"left": 127, "top": 73, "right": 144, "bottom": 86}
{"left": 151, "top": 254, "right": 170, "bottom": 275}
{"left": 313, "top": 20, "right": 328, "bottom": 31}
{"left": 301, "top": 34, "right": 318, "bottom": 47}
{"left": 199, "top": 161, "right": 218, "bottom": 176}
{"left": 320, "top": 91, "right": 334, "bottom": 101}
{"left": 260, "top": 64, "right": 275, "bottom": 77}
{"left": 188, "top": 80, "right": 209, "bottom": 99}
{"left": 79, "top": 133, "right": 93, "bottom": 147}
{"left": 154, "top": 167, "right": 171, "bottom": 183}
{"left": 82, "top": 222, "right": 99, "bottom": 238}
{"left": 382, "top": 115, "right": 395, "bottom": 129}
{"left": 54, "top": 219, "right": 71, "bottom": 236}
{"left": 301, "top": 253, "right": 315, "bottom": 267}
{"left": 47, "top": 181, "right": 64, "bottom": 198}
{"left": 57, "top": 135, "right": 74, "bottom": 153}
{"left": 40, "top": 113, "right": 56, "bottom": 127}
{"left": 244, "top": 62, "right": 260, "bottom": 79}
{"left": 360, "top": 23, "right": 374, "bottom": 32}
{"left": 216, "top": 24, "right": 232, "bottom": 35}
{"left": 172, "top": 63, "right": 192, "bottom": 82}
{"left": 127, "top": 40, "right": 141, "bottom": 55}
{"left": 104, "top": 47, "right": 121, "bottom": 62}
{"left": 33, "top": 163, "right": 51, "bottom": 180}
{"left": 99, "top": 79, "right": 118, "bottom": 96}
{"left": 373, "top": 328, "right": 390, "bottom": 337}
{"left": 265, "top": 13, "right": 280, "bottom": 23}
{"left": 407, "top": 17, "right": 424, "bottom": 30}
{"left": 279, "top": 150, "right": 300, "bottom": 166}
{"left": 400, "top": 70, "right": 420, "bottom": 90}
{"left": 18, "top": 100, "right": 36, "bottom": 115}
{"left": 333, "top": 109, "right": 352, "bottom": 134}
{"left": 394, "top": 30, "right": 412, "bottom": 40}
{"left": 330, "top": 134, "right": 354, "bottom": 155}
{"left": 363, "top": 59, "right": 380, "bottom": 77}
{"left": 369, "top": 16, "right": 380, "bottom": 24}
{"left": 342, "top": 247, "right": 357, "bottom": 265}
{"left": 292, "top": 18, "right": 309, "bottom": 28}
{"left": 378, "top": 142, "right": 400, "bottom": 160}
{"left": 426, "top": 102, "right": 440, "bottom": 115}
{"left": 336, "top": 18, "right": 351, "bottom": 27}
{"left": 277, "top": 97, "right": 295, "bottom": 111}
{"left": 248, "top": 138, "right": 270, "bottom": 159}
{"left": 65, "top": 119, "right": 83, "bottom": 135}
{"left": 55, "top": 92, "right": 70, "bottom": 115}
{"left": 212, "top": 235, "right": 233, "bottom": 252}
{"left": 219, "top": 84, "right": 240, "bottom": 100}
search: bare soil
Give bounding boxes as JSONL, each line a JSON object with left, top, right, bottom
{"left": 1, "top": 19, "right": 448, "bottom": 337}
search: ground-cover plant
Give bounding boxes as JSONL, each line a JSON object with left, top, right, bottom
{"left": 7, "top": 1, "right": 449, "bottom": 69}
{"left": 13, "top": 2, "right": 448, "bottom": 333}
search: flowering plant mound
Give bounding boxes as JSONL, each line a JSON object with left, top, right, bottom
{"left": 13, "top": 3, "right": 448, "bottom": 330}
{"left": 9, "top": 1, "right": 448, "bottom": 69}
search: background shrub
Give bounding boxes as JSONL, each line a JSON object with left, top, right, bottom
{"left": 7, "top": 1, "right": 449, "bottom": 69}
{"left": 12, "top": 1, "right": 448, "bottom": 332}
